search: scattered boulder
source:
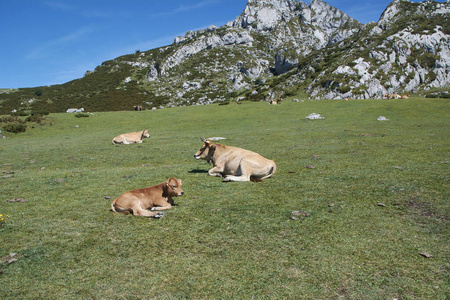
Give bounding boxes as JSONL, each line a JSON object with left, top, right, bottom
{"left": 290, "top": 210, "right": 310, "bottom": 220}
{"left": 305, "top": 113, "right": 324, "bottom": 120}
{"left": 66, "top": 108, "right": 84, "bottom": 113}
{"left": 6, "top": 198, "right": 28, "bottom": 203}
{"left": 420, "top": 252, "right": 433, "bottom": 258}
{"left": 1, "top": 253, "right": 17, "bottom": 265}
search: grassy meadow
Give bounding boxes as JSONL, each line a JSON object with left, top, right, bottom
{"left": 0, "top": 98, "right": 449, "bottom": 299}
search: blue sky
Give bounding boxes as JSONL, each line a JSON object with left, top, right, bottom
{"left": 0, "top": 0, "right": 440, "bottom": 88}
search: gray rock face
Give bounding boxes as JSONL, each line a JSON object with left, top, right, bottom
{"left": 151, "top": 0, "right": 361, "bottom": 82}
{"left": 306, "top": 0, "right": 450, "bottom": 99}
{"left": 141, "top": 0, "right": 449, "bottom": 105}
{"left": 228, "top": 0, "right": 300, "bottom": 31}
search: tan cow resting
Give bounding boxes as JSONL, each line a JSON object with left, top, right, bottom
{"left": 112, "top": 129, "right": 150, "bottom": 144}
{"left": 111, "top": 177, "right": 184, "bottom": 217}
{"left": 194, "top": 138, "right": 276, "bottom": 182}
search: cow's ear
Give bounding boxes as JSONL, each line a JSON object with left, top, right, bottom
{"left": 201, "top": 137, "right": 206, "bottom": 142}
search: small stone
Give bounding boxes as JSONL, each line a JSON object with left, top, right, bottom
{"left": 292, "top": 210, "right": 310, "bottom": 217}
{"left": 6, "top": 198, "right": 28, "bottom": 203}
{"left": 420, "top": 252, "right": 433, "bottom": 258}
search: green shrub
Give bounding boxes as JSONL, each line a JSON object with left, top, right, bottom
{"left": 31, "top": 110, "right": 49, "bottom": 116}
{"left": 26, "top": 115, "right": 44, "bottom": 123}
{"left": 11, "top": 111, "right": 29, "bottom": 117}
{"left": 75, "top": 113, "right": 90, "bottom": 118}
{"left": 2, "top": 123, "right": 27, "bottom": 133}
{"left": 0, "top": 116, "right": 25, "bottom": 123}
{"left": 283, "top": 86, "right": 298, "bottom": 96}
{"left": 337, "top": 86, "right": 351, "bottom": 94}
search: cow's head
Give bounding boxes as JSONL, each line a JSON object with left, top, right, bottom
{"left": 194, "top": 137, "right": 216, "bottom": 163}
{"left": 142, "top": 129, "right": 150, "bottom": 138}
{"left": 165, "top": 177, "right": 184, "bottom": 198}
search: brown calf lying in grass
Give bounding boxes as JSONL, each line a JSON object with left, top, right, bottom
{"left": 111, "top": 177, "right": 184, "bottom": 218}
{"left": 112, "top": 129, "right": 150, "bottom": 144}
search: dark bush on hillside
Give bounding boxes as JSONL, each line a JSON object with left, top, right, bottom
{"left": 0, "top": 116, "right": 25, "bottom": 124}
{"left": 3, "top": 123, "right": 27, "bottom": 133}
{"left": 11, "top": 111, "right": 29, "bottom": 117}
{"left": 338, "top": 86, "right": 351, "bottom": 94}
{"left": 426, "top": 93, "right": 450, "bottom": 99}
{"left": 26, "top": 115, "right": 45, "bottom": 123}
{"left": 75, "top": 113, "right": 89, "bottom": 118}
{"left": 31, "top": 110, "right": 49, "bottom": 116}
{"left": 283, "top": 86, "right": 298, "bottom": 97}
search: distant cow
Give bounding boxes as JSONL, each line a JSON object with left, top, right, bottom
{"left": 66, "top": 108, "right": 84, "bottom": 113}
{"left": 133, "top": 105, "right": 143, "bottom": 111}
{"left": 194, "top": 138, "right": 276, "bottom": 182}
{"left": 388, "top": 94, "right": 401, "bottom": 99}
{"left": 112, "top": 129, "right": 150, "bottom": 145}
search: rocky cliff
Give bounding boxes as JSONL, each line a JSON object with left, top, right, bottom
{"left": 142, "top": 0, "right": 364, "bottom": 106}
{"left": 304, "top": 0, "right": 450, "bottom": 99}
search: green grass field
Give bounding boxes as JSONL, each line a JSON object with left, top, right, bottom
{"left": 1, "top": 98, "right": 448, "bottom": 299}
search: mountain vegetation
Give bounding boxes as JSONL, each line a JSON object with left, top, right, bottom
{"left": 0, "top": 0, "right": 448, "bottom": 114}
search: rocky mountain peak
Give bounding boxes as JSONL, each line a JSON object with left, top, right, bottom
{"left": 227, "top": 0, "right": 300, "bottom": 31}
{"left": 379, "top": 0, "right": 450, "bottom": 28}
{"left": 228, "top": 0, "right": 360, "bottom": 33}
{"left": 309, "top": 0, "right": 360, "bottom": 31}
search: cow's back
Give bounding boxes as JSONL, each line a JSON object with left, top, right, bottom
{"left": 219, "top": 145, "right": 274, "bottom": 174}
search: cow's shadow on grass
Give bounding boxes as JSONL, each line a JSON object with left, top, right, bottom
{"left": 188, "top": 169, "right": 208, "bottom": 174}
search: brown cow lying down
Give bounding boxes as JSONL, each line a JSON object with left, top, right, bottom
{"left": 111, "top": 177, "right": 184, "bottom": 218}
{"left": 194, "top": 138, "right": 276, "bottom": 182}
{"left": 112, "top": 129, "right": 150, "bottom": 144}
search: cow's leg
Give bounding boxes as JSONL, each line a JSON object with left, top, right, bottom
{"left": 208, "top": 166, "right": 224, "bottom": 177}
{"left": 222, "top": 174, "right": 251, "bottom": 182}
{"left": 223, "top": 163, "right": 250, "bottom": 181}
{"left": 222, "top": 159, "right": 267, "bottom": 182}
{"left": 151, "top": 203, "right": 172, "bottom": 211}
{"left": 133, "top": 207, "right": 162, "bottom": 217}
{"left": 130, "top": 203, "right": 160, "bottom": 217}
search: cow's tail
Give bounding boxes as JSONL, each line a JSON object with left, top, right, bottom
{"left": 110, "top": 199, "right": 131, "bottom": 215}
{"left": 250, "top": 163, "right": 276, "bottom": 182}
